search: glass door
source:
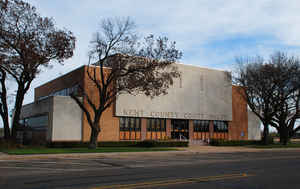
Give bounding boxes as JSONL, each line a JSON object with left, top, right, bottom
{"left": 171, "top": 119, "right": 189, "bottom": 140}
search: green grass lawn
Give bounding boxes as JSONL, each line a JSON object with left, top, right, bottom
{"left": 0, "top": 147, "right": 179, "bottom": 155}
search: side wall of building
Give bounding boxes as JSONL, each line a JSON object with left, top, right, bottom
{"left": 34, "top": 66, "right": 120, "bottom": 142}
{"left": 116, "top": 64, "right": 233, "bottom": 121}
{"left": 34, "top": 66, "right": 86, "bottom": 141}
{"left": 51, "top": 96, "right": 82, "bottom": 141}
{"left": 228, "top": 86, "right": 248, "bottom": 140}
{"left": 248, "top": 111, "right": 261, "bottom": 140}
{"left": 20, "top": 97, "right": 53, "bottom": 141}
{"left": 20, "top": 96, "right": 83, "bottom": 142}
{"left": 81, "top": 66, "right": 119, "bottom": 142}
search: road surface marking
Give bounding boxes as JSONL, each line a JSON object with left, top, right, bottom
{"left": 91, "top": 173, "right": 253, "bottom": 189}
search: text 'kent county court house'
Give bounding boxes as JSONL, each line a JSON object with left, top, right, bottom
{"left": 20, "top": 63, "right": 261, "bottom": 143}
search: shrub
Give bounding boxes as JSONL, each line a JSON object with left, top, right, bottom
{"left": 136, "top": 140, "right": 157, "bottom": 147}
{"left": 47, "top": 140, "right": 189, "bottom": 148}
{"left": 154, "top": 141, "right": 189, "bottom": 147}
{"left": 266, "top": 136, "right": 274, "bottom": 144}
{"left": 0, "top": 139, "right": 23, "bottom": 150}
{"left": 209, "top": 139, "right": 261, "bottom": 146}
{"left": 99, "top": 141, "right": 139, "bottom": 147}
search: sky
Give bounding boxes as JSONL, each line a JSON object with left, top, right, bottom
{"left": 15, "top": 0, "right": 300, "bottom": 105}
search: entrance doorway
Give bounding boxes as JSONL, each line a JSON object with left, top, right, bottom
{"left": 171, "top": 119, "right": 189, "bottom": 140}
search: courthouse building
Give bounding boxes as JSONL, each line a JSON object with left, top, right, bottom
{"left": 20, "top": 62, "right": 261, "bottom": 143}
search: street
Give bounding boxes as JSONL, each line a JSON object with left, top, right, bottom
{"left": 0, "top": 150, "right": 299, "bottom": 189}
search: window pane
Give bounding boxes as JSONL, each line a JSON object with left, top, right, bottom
{"left": 134, "top": 118, "right": 138, "bottom": 131}
{"left": 213, "top": 121, "right": 228, "bottom": 133}
{"left": 130, "top": 118, "right": 135, "bottom": 131}
{"left": 120, "top": 118, "right": 124, "bottom": 131}
{"left": 25, "top": 115, "right": 48, "bottom": 131}
{"left": 137, "top": 118, "right": 141, "bottom": 131}
{"left": 125, "top": 118, "right": 129, "bottom": 131}
{"left": 151, "top": 119, "right": 155, "bottom": 131}
{"left": 147, "top": 119, "right": 151, "bottom": 131}
{"left": 156, "top": 119, "right": 159, "bottom": 131}
{"left": 146, "top": 118, "right": 166, "bottom": 132}
{"left": 161, "top": 119, "right": 166, "bottom": 131}
{"left": 194, "top": 120, "right": 209, "bottom": 132}
{"left": 120, "top": 117, "right": 141, "bottom": 132}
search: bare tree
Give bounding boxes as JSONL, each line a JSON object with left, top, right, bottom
{"left": 0, "top": 0, "right": 11, "bottom": 140}
{"left": 268, "top": 53, "right": 300, "bottom": 145}
{"left": 0, "top": 0, "right": 76, "bottom": 140}
{"left": 272, "top": 91, "right": 300, "bottom": 145}
{"left": 234, "top": 52, "right": 300, "bottom": 145}
{"left": 71, "top": 17, "right": 182, "bottom": 149}
{"left": 0, "top": 69, "right": 9, "bottom": 140}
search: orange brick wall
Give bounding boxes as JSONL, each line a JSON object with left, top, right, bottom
{"left": 141, "top": 118, "right": 147, "bottom": 140}
{"left": 166, "top": 119, "right": 171, "bottom": 138}
{"left": 228, "top": 86, "right": 248, "bottom": 140}
{"left": 189, "top": 120, "right": 193, "bottom": 140}
{"left": 81, "top": 66, "right": 119, "bottom": 142}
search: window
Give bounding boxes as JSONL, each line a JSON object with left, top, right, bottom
{"left": 22, "top": 115, "right": 48, "bottom": 131}
{"left": 171, "top": 119, "right": 189, "bottom": 131}
{"left": 37, "top": 84, "right": 79, "bottom": 101}
{"left": 213, "top": 121, "right": 228, "bottom": 132}
{"left": 193, "top": 120, "right": 209, "bottom": 132}
{"left": 147, "top": 118, "right": 166, "bottom": 132}
{"left": 69, "top": 85, "right": 78, "bottom": 95}
{"left": 120, "top": 117, "right": 141, "bottom": 131}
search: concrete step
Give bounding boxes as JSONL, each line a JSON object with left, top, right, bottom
{"left": 189, "top": 140, "right": 209, "bottom": 146}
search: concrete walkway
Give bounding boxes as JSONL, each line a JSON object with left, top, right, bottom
{"left": 0, "top": 152, "right": 6, "bottom": 156}
{"left": 185, "top": 145, "right": 300, "bottom": 153}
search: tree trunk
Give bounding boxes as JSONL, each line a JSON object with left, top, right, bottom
{"left": 279, "top": 126, "right": 289, "bottom": 145}
{"left": 3, "top": 113, "right": 10, "bottom": 140}
{"left": 0, "top": 70, "right": 10, "bottom": 140}
{"left": 89, "top": 126, "right": 100, "bottom": 149}
{"left": 0, "top": 97, "right": 10, "bottom": 140}
{"left": 11, "top": 86, "right": 26, "bottom": 138}
{"left": 262, "top": 124, "right": 269, "bottom": 145}
{"left": 278, "top": 128, "right": 284, "bottom": 144}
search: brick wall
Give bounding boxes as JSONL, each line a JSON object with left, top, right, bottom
{"left": 228, "top": 86, "right": 248, "bottom": 140}
{"left": 81, "top": 66, "right": 119, "bottom": 141}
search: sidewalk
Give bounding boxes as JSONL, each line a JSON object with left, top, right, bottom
{"left": 185, "top": 145, "right": 300, "bottom": 153}
{"left": 0, "top": 145, "right": 300, "bottom": 160}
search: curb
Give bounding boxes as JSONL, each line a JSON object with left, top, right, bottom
{"left": 1, "top": 147, "right": 300, "bottom": 160}
{"left": 0, "top": 149, "right": 190, "bottom": 160}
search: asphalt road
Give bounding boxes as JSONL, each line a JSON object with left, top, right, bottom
{"left": 0, "top": 150, "right": 300, "bottom": 189}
